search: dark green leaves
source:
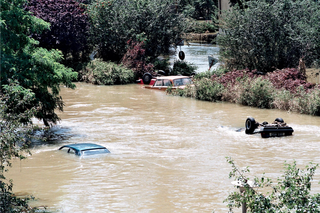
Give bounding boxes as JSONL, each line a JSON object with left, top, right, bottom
{"left": 88, "top": 0, "right": 187, "bottom": 61}
{"left": 218, "top": 0, "right": 320, "bottom": 72}
{"left": 1, "top": 0, "right": 78, "bottom": 126}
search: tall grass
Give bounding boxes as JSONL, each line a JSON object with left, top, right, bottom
{"left": 291, "top": 88, "right": 320, "bottom": 116}
{"left": 272, "top": 90, "right": 294, "bottom": 111}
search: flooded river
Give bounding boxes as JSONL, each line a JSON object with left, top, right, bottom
{"left": 7, "top": 82, "right": 320, "bottom": 213}
{"left": 170, "top": 43, "right": 220, "bottom": 72}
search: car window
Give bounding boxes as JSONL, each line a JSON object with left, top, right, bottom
{"left": 173, "top": 78, "right": 192, "bottom": 86}
{"left": 163, "top": 79, "right": 172, "bottom": 86}
{"left": 154, "top": 79, "right": 163, "bottom": 86}
{"left": 81, "top": 149, "right": 110, "bottom": 156}
{"left": 173, "top": 79, "right": 183, "bottom": 86}
{"left": 182, "top": 78, "right": 192, "bottom": 85}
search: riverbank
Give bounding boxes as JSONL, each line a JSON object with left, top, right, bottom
{"left": 168, "top": 68, "right": 320, "bottom": 116}
{"left": 183, "top": 32, "right": 218, "bottom": 43}
{"left": 307, "top": 68, "right": 320, "bottom": 84}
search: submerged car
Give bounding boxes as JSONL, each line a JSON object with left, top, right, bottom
{"left": 59, "top": 143, "right": 110, "bottom": 156}
{"left": 245, "top": 117, "right": 294, "bottom": 138}
{"left": 143, "top": 76, "right": 193, "bottom": 91}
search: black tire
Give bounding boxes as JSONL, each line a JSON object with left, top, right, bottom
{"left": 275, "top": 117, "right": 284, "bottom": 123}
{"left": 245, "top": 117, "right": 256, "bottom": 134}
{"left": 158, "top": 70, "right": 166, "bottom": 76}
{"left": 142, "top": 72, "right": 152, "bottom": 85}
{"left": 178, "top": 51, "right": 185, "bottom": 60}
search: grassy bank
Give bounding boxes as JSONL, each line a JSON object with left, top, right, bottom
{"left": 168, "top": 68, "right": 320, "bottom": 116}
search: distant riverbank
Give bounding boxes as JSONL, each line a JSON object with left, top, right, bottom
{"left": 183, "top": 32, "right": 218, "bottom": 43}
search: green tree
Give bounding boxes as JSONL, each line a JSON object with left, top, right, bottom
{"left": 180, "top": 0, "right": 217, "bottom": 20}
{"left": 1, "top": 0, "right": 78, "bottom": 126}
{"left": 225, "top": 157, "right": 320, "bottom": 212}
{"left": 88, "top": 0, "right": 188, "bottom": 62}
{"left": 0, "top": 82, "right": 38, "bottom": 212}
{"left": 218, "top": 0, "right": 320, "bottom": 72}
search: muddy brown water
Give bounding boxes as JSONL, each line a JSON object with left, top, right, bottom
{"left": 7, "top": 83, "right": 320, "bottom": 213}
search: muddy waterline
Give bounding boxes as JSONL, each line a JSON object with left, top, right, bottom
{"left": 7, "top": 82, "right": 320, "bottom": 213}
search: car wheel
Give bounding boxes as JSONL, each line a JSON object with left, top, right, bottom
{"left": 142, "top": 72, "right": 152, "bottom": 84}
{"left": 245, "top": 117, "right": 256, "bottom": 134}
{"left": 275, "top": 117, "right": 284, "bottom": 123}
{"left": 179, "top": 51, "right": 185, "bottom": 60}
{"left": 158, "top": 70, "right": 166, "bottom": 76}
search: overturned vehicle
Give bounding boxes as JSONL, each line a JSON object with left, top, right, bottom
{"left": 245, "top": 117, "right": 294, "bottom": 138}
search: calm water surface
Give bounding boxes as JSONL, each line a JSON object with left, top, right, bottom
{"left": 7, "top": 82, "right": 320, "bottom": 213}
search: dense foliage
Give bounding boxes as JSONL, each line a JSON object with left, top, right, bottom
{"left": 218, "top": 0, "right": 320, "bottom": 72}
{"left": 211, "top": 69, "right": 316, "bottom": 93}
{"left": 0, "top": 82, "right": 38, "bottom": 212}
{"left": 1, "top": 0, "right": 78, "bottom": 126}
{"left": 120, "top": 40, "right": 154, "bottom": 78}
{"left": 194, "top": 78, "right": 223, "bottom": 101}
{"left": 88, "top": 0, "right": 187, "bottom": 61}
{"left": 225, "top": 157, "right": 320, "bottom": 212}
{"left": 180, "top": 0, "right": 217, "bottom": 20}
{"left": 239, "top": 77, "right": 274, "bottom": 108}
{"left": 81, "top": 59, "right": 135, "bottom": 85}
{"left": 27, "top": 0, "right": 90, "bottom": 69}
{"left": 171, "top": 60, "right": 197, "bottom": 76}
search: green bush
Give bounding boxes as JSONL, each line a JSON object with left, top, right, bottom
{"left": 225, "top": 157, "right": 320, "bottom": 212}
{"left": 172, "top": 60, "right": 197, "bottom": 76}
{"left": 181, "top": 0, "right": 216, "bottom": 20}
{"left": 0, "top": 82, "right": 42, "bottom": 212}
{"left": 88, "top": 0, "right": 187, "bottom": 61}
{"left": 153, "top": 58, "right": 171, "bottom": 74}
{"left": 194, "top": 67, "right": 228, "bottom": 80}
{"left": 81, "top": 59, "right": 135, "bottom": 85}
{"left": 1, "top": 0, "right": 78, "bottom": 126}
{"left": 239, "top": 77, "right": 274, "bottom": 108}
{"left": 167, "top": 84, "right": 196, "bottom": 98}
{"left": 195, "top": 78, "right": 224, "bottom": 101}
{"left": 272, "top": 89, "right": 294, "bottom": 111}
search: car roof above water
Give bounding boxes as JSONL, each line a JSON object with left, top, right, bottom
{"left": 59, "top": 143, "right": 107, "bottom": 152}
{"left": 156, "top": 76, "right": 190, "bottom": 80}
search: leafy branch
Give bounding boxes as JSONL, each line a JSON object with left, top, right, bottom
{"left": 225, "top": 157, "right": 320, "bottom": 212}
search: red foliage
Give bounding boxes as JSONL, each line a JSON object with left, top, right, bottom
{"left": 212, "top": 68, "right": 318, "bottom": 93}
{"left": 121, "top": 40, "right": 154, "bottom": 77}
{"left": 27, "top": 0, "right": 89, "bottom": 63}
{"left": 211, "top": 69, "right": 257, "bottom": 87}
{"left": 265, "top": 68, "right": 315, "bottom": 92}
